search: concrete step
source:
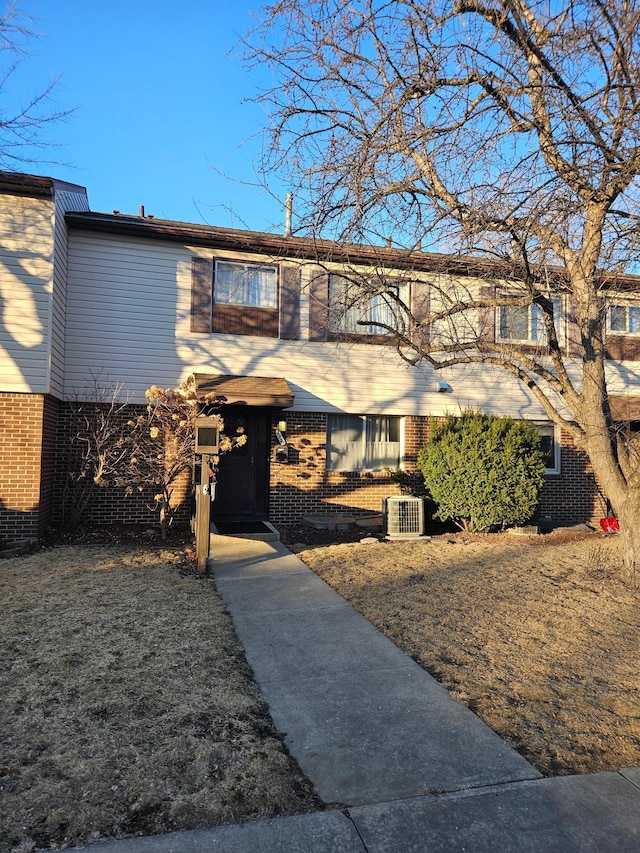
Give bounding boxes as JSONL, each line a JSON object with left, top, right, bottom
{"left": 210, "top": 520, "right": 280, "bottom": 543}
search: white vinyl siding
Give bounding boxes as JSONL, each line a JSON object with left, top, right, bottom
{"left": 50, "top": 187, "right": 89, "bottom": 395}
{"left": 62, "top": 232, "right": 582, "bottom": 420}
{"left": 0, "top": 194, "right": 54, "bottom": 393}
{"left": 65, "top": 233, "right": 182, "bottom": 396}
{"left": 0, "top": 185, "right": 88, "bottom": 395}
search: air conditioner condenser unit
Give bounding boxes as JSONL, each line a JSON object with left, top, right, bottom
{"left": 383, "top": 496, "right": 426, "bottom": 538}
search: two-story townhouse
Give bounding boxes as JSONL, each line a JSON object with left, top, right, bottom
{"left": 2, "top": 170, "right": 638, "bottom": 540}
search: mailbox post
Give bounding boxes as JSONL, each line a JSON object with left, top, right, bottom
{"left": 194, "top": 416, "right": 219, "bottom": 572}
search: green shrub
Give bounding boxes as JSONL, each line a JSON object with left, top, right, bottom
{"left": 416, "top": 412, "right": 546, "bottom": 532}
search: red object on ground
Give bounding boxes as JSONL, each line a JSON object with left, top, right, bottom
{"left": 599, "top": 517, "right": 620, "bottom": 533}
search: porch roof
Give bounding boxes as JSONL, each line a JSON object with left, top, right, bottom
{"left": 193, "top": 374, "right": 294, "bottom": 408}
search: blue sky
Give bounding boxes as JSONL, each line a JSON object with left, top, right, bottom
{"left": 6, "top": 1, "right": 288, "bottom": 232}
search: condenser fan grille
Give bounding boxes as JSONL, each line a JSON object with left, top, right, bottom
{"left": 383, "top": 496, "right": 425, "bottom": 537}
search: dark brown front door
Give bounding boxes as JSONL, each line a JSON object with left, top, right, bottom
{"left": 213, "top": 407, "right": 270, "bottom": 519}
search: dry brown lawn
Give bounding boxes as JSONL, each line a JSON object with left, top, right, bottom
{"left": 4, "top": 526, "right": 638, "bottom": 853}
{"left": 289, "top": 528, "right": 640, "bottom": 777}
{"left": 0, "top": 534, "right": 320, "bottom": 853}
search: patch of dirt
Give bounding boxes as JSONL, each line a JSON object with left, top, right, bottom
{"left": 0, "top": 527, "right": 321, "bottom": 853}
{"left": 288, "top": 526, "right": 640, "bottom": 777}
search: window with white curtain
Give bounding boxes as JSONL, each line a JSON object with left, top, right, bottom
{"left": 497, "top": 296, "right": 562, "bottom": 343}
{"left": 329, "top": 275, "right": 408, "bottom": 335}
{"left": 327, "top": 414, "right": 402, "bottom": 471}
{"left": 215, "top": 260, "right": 278, "bottom": 308}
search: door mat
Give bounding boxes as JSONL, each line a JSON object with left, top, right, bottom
{"left": 214, "top": 521, "right": 274, "bottom": 535}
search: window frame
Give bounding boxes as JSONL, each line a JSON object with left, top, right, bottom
{"left": 607, "top": 302, "right": 640, "bottom": 336}
{"left": 496, "top": 295, "right": 563, "bottom": 345}
{"left": 214, "top": 259, "right": 279, "bottom": 310}
{"left": 328, "top": 274, "right": 409, "bottom": 338}
{"left": 536, "top": 421, "right": 560, "bottom": 474}
{"left": 326, "top": 413, "right": 403, "bottom": 472}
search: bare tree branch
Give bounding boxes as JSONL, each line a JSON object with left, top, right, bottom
{"left": 247, "top": 0, "right": 640, "bottom": 567}
{"left": 0, "top": 4, "right": 71, "bottom": 167}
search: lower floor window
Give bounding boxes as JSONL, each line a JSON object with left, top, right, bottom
{"left": 327, "top": 414, "right": 401, "bottom": 471}
{"left": 537, "top": 422, "right": 559, "bottom": 473}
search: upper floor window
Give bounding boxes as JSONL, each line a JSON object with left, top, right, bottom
{"left": 497, "top": 296, "right": 562, "bottom": 344}
{"left": 608, "top": 303, "right": 640, "bottom": 335}
{"left": 191, "top": 256, "right": 300, "bottom": 340}
{"left": 329, "top": 274, "right": 408, "bottom": 336}
{"left": 327, "top": 414, "right": 402, "bottom": 471}
{"left": 215, "top": 260, "right": 277, "bottom": 309}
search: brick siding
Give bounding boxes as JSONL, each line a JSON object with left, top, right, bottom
{"left": 40, "top": 396, "right": 59, "bottom": 534}
{"left": 268, "top": 412, "right": 603, "bottom": 528}
{"left": 53, "top": 401, "right": 191, "bottom": 530}
{"left": 537, "top": 429, "right": 604, "bottom": 528}
{"left": 0, "top": 395, "right": 606, "bottom": 538}
{"left": 268, "top": 411, "right": 401, "bottom": 523}
{"left": 0, "top": 393, "right": 49, "bottom": 540}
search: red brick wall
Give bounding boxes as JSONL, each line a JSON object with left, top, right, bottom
{"left": 0, "top": 395, "right": 603, "bottom": 537}
{"left": 537, "top": 429, "right": 603, "bottom": 528}
{"left": 0, "top": 393, "right": 46, "bottom": 540}
{"left": 268, "top": 411, "right": 403, "bottom": 524}
{"left": 53, "top": 402, "right": 192, "bottom": 530}
{"left": 268, "top": 412, "right": 602, "bottom": 528}
{"left": 39, "top": 395, "right": 59, "bottom": 535}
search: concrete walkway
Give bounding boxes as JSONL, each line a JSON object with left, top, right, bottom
{"left": 82, "top": 536, "right": 640, "bottom": 852}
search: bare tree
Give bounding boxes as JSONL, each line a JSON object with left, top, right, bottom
{"left": 247, "top": 0, "right": 640, "bottom": 569}
{"left": 0, "top": 4, "right": 69, "bottom": 166}
{"left": 62, "top": 380, "right": 130, "bottom": 527}
{"left": 120, "top": 378, "right": 247, "bottom": 540}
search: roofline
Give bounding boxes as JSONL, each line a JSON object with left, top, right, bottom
{"left": 0, "top": 169, "right": 637, "bottom": 286}
{"left": 65, "top": 208, "right": 640, "bottom": 288}
{"left": 0, "top": 170, "right": 87, "bottom": 200}
{"left": 65, "top": 210, "right": 444, "bottom": 270}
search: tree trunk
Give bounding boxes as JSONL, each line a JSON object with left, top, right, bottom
{"left": 159, "top": 499, "right": 168, "bottom": 540}
{"left": 578, "top": 422, "right": 640, "bottom": 577}
{"left": 614, "top": 499, "right": 640, "bottom": 579}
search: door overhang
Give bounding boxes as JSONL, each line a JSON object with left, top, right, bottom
{"left": 193, "top": 373, "right": 294, "bottom": 409}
